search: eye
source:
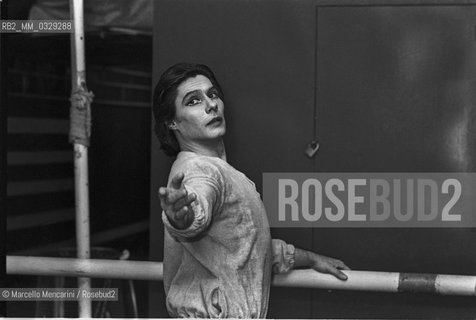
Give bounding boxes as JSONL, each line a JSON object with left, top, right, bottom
{"left": 186, "top": 97, "right": 201, "bottom": 106}
{"left": 208, "top": 90, "right": 219, "bottom": 99}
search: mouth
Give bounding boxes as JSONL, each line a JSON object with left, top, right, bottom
{"left": 207, "top": 117, "right": 223, "bottom": 126}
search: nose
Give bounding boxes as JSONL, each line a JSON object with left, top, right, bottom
{"left": 205, "top": 98, "right": 218, "bottom": 114}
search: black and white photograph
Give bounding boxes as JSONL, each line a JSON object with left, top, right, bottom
{"left": 1, "top": 0, "right": 476, "bottom": 318}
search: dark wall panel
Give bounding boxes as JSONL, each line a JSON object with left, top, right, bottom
{"left": 316, "top": 5, "right": 476, "bottom": 173}
{"left": 313, "top": 5, "right": 476, "bottom": 318}
{"left": 151, "top": 0, "right": 476, "bottom": 318}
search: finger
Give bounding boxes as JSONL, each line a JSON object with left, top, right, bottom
{"left": 173, "top": 193, "right": 197, "bottom": 211}
{"left": 335, "top": 269, "right": 348, "bottom": 281}
{"left": 166, "top": 188, "right": 188, "bottom": 204}
{"left": 329, "top": 267, "right": 348, "bottom": 281}
{"left": 171, "top": 172, "right": 185, "bottom": 190}
{"left": 158, "top": 187, "right": 168, "bottom": 199}
{"left": 160, "top": 188, "right": 180, "bottom": 210}
{"left": 174, "top": 205, "right": 190, "bottom": 221}
{"left": 163, "top": 207, "right": 175, "bottom": 221}
{"left": 159, "top": 189, "right": 172, "bottom": 212}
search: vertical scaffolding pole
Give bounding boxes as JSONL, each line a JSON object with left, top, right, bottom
{"left": 69, "top": 0, "right": 92, "bottom": 317}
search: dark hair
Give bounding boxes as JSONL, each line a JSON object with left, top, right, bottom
{"left": 152, "top": 63, "right": 224, "bottom": 157}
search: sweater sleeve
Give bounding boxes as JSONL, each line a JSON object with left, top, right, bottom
{"left": 162, "top": 158, "right": 224, "bottom": 241}
{"left": 271, "top": 238, "right": 295, "bottom": 274}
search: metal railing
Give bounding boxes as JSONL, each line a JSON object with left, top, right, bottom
{"left": 6, "top": 255, "right": 476, "bottom": 296}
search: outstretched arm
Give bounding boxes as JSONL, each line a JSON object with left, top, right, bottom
{"left": 159, "top": 165, "right": 222, "bottom": 241}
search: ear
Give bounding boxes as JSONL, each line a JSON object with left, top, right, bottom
{"left": 167, "top": 120, "right": 178, "bottom": 130}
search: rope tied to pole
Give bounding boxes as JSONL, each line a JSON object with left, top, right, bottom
{"left": 69, "top": 84, "right": 94, "bottom": 147}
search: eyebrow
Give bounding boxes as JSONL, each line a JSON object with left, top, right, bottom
{"left": 181, "top": 87, "right": 217, "bottom": 105}
{"left": 182, "top": 90, "right": 200, "bottom": 105}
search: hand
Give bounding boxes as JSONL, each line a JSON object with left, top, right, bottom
{"left": 308, "top": 253, "right": 350, "bottom": 281}
{"left": 158, "top": 172, "right": 197, "bottom": 229}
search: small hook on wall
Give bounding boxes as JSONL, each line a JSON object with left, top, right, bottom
{"left": 304, "top": 140, "right": 319, "bottom": 158}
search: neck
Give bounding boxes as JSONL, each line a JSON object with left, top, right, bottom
{"left": 179, "top": 138, "right": 227, "bottom": 161}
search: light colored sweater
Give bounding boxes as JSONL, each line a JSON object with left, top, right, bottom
{"left": 162, "top": 151, "right": 295, "bottom": 318}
